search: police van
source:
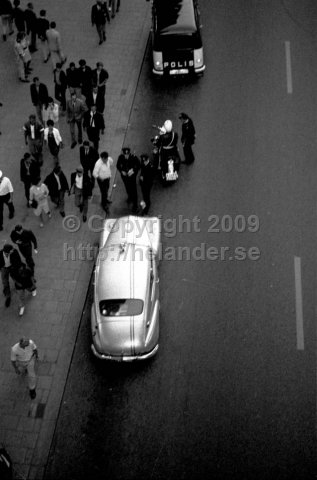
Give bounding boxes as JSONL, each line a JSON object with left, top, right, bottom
{"left": 151, "top": 0, "right": 205, "bottom": 77}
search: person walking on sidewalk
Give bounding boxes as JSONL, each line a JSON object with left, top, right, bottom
{"left": 91, "top": 0, "right": 110, "bottom": 45}
{"left": 66, "top": 62, "right": 81, "bottom": 96}
{"left": 44, "top": 119, "right": 63, "bottom": 165}
{"left": 29, "top": 177, "right": 51, "bottom": 227}
{"left": 92, "top": 61, "right": 109, "bottom": 101}
{"left": 43, "top": 99, "right": 59, "bottom": 129}
{"left": 117, "top": 147, "right": 140, "bottom": 213}
{"left": 37, "top": 9, "right": 50, "bottom": 63}
{"left": 46, "top": 21, "right": 66, "bottom": 70}
{"left": 53, "top": 62, "right": 67, "bottom": 113}
{"left": 0, "top": 0, "right": 14, "bottom": 42}
{"left": 70, "top": 166, "right": 93, "bottom": 223}
{"left": 0, "top": 244, "right": 22, "bottom": 308}
{"left": 14, "top": 31, "right": 32, "bottom": 82}
{"left": 83, "top": 104, "right": 105, "bottom": 151}
{"left": 78, "top": 59, "right": 93, "bottom": 99}
{"left": 10, "top": 224, "right": 38, "bottom": 274}
{"left": 108, "top": 0, "right": 120, "bottom": 18}
{"left": 30, "top": 77, "right": 49, "bottom": 124}
{"left": 93, "top": 151, "right": 113, "bottom": 213}
{"left": 179, "top": 112, "right": 196, "bottom": 164}
{"left": 139, "top": 153, "right": 155, "bottom": 215}
{"left": 10, "top": 263, "right": 37, "bottom": 316}
{"left": 0, "top": 171, "right": 15, "bottom": 231}
{"left": 24, "top": 2, "right": 37, "bottom": 52}
{"left": 23, "top": 114, "right": 44, "bottom": 165}
{"left": 66, "top": 92, "right": 87, "bottom": 149}
{"left": 20, "top": 153, "right": 41, "bottom": 206}
{"left": 80, "top": 140, "right": 98, "bottom": 187}
{"left": 12, "top": 0, "right": 26, "bottom": 33}
{"left": 11, "top": 338, "right": 38, "bottom": 398}
{"left": 86, "top": 85, "right": 105, "bottom": 116}
{"left": 44, "top": 165, "right": 69, "bottom": 218}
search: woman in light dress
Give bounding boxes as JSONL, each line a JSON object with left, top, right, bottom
{"left": 42, "top": 97, "right": 59, "bottom": 129}
{"left": 29, "top": 177, "right": 51, "bottom": 227}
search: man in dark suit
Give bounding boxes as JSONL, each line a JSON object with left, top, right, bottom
{"left": 91, "top": 0, "right": 110, "bottom": 45}
{"left": 117, "top": 147, "right": 140, "bottom": 213}
{"left": 66, "top": 62, "right": 80, "bottom": 96}
{"left": 53, "top": 62, "right": 67, "bottom": 112}
{"left": 23, "top": 114, "right": 44, "bottom": 164}
{"left": 12, "top": 0, "right": 26, "bottom": 33}
{"left": 20, "top": 153, "right": 40, "bottom": 205}
{"left": 91, "top": 62, "right": 109, "bottom": 98}
{"left": 83, "top": 104, "right": 105, "bottom": 151}
{"left": 44, "top": 165, "right": 69, "bottom": 217}
{"left": 37, "top": 9, "right": 50, "bottom": 62}
{"left": 24, "top": 2, "right": 37, "bottom": 52}
{"left": 66, "top": 92, "right": 88, "bottom": 148}
{"left": 0, "top": 244, "right": 22, "bottom": 308}
{"left": 78, "top": 59, "right": 92, "bottom": 99}
{"left": 86, "top": 85, "right": 105, "bottom": 114}
{"left": 79, "top": 141, "right": 98, "bottom": 188}
{"left": 10, "top": 225, "right": 37, "bottom": 274}
{"left": 30, "top": 77, "right": 49, "bottom": 123}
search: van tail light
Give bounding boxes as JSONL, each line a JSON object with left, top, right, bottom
{"left": 153, "top": 51, "right": 163, "bottom": 71}
{"left": 194, "top": 48, "right": 204, "bottom": 69}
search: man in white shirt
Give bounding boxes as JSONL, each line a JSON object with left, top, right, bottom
{"left": 11, "top": 337, "right": 38, "bottom": 399}
{"left": 0, "top": 170, "right": 14, "bottom": 231}
{"left": 93, "top": 151, "right": 113, "bottom": 212}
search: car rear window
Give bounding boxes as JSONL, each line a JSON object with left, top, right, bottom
{"left": 154, "top": 32, "right": 200, "bottom": 49}
{"left": 99, "top": 299, "right": 144, "bottom": 317}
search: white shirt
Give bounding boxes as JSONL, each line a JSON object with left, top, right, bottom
{"left": 0, "top": 177, "right": 14, "bottom": 196}
{"left": 44, "top": 127, "right": 62, "bottom": 146}
{"left": 11, "top": 340, "right": 37, "bottom": 362}
{"left": 75, "top": 174, "right": 83, "bottom": 189}
{"left": 93, "top": 157, "right": 113, "bottom": 180}
{"left": 3, "top": 252, "right": 11, "bottom": 268}
{"left": 54, "top": 173, "right": 61, "bottom": 190}
{"left": 30, "top": 124, "right": 35, "bottom": 139}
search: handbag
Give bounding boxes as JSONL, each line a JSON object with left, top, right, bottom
{"left": 31, "top": 199, "right": 38, "bottom": 209}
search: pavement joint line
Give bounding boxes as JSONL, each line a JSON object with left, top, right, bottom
{"left": 294, "top": 256, "right": 304, "bottom": 350}
{"left": 285, "top": 40, "right": 293, "bottom": 94}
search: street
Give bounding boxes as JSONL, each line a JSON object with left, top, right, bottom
{"left": 44, "top": 1, "right": 316, "bottom": 479}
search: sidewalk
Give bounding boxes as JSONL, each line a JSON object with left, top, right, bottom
{"left": 0, "top": 1, "right": 151, "bottom": 478}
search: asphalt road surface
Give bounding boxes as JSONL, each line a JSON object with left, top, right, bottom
{"left": 44, "top": 2, "right": 316, "bottom": 479}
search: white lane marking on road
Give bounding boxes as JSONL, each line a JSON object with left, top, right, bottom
{"left": 285, "top": 41, "right": 293, "bottom": 94}
{"left": 294, "top": 256, "right": 304, "bottom": 350}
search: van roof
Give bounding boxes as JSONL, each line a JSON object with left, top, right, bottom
{"left": 154, "top": 0, "right": 197, "bottom": 35}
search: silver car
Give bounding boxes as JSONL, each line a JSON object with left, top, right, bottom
{"left": 91, "top": 216, "right": 161, "bottom": 361}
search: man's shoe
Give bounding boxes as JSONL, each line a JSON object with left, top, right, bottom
{"left": 31, "top": 289, "right": 37, "bottom": 297}
{"left": 83, "top": 215, "right": 87, "bottom": 222}
{"left": 0, "top": 225, "right": 3, "bottom": 231}
{"left": 5, "top": 297, "right": 11, "bottom": 308}
{"left": 60, "top": 211, "right": 65, "bottom": 218}
{"left": 99, "top": 40, "right": 103, "bottom": 45}
{"left": 29, "top": 389, "right": 36, "bottom": 399}
{"left": 79, "top": 204, "right": 83, "bottom": 212}
{"left": 3, "top": 34, "right": 6, "bottom": 41}
{"left": 44, "top": 58, "right": 48, "bottom": 63}
{"left": 71, "top": 141, "right": 77, "bottom": 149}
{"left": 19, "top": 306, "right": 25, "bottom": 316}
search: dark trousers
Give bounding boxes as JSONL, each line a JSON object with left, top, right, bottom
{"left": 1, "top": 266, "right": 11, "bottom": 299}
{"left": 183, "top": 141, "right": 195, "bottom": 164}
{"left": 97, "top": 177, "right": 110, "bottom": 211}
{"left": 69, "top": 120, "right": 83, "bottom": 143}
{"left": 18, "top": 244, "right": 35, "bottom": 274}
{"left": 96, "top": 23, "right": 106, "bottom": 42}
{"left": 122, "top": 175, "right": 138, "bottom": 210}
{"left": 0, "top": 193, "right": 14, "bottom": 228}
{"left": 55, "top": 84, "right": 67, "bottom": 111}
{"left": 23, "top": 179, "right": 32, "bottom": 202}
{"left": 86, "top": 127, "right": 100, "bottom": 152}
{"left": 140, "top": 181, "right": 153, "bottom": 214}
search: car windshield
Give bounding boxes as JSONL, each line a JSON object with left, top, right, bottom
{"left": 99, "top": 299, "right": 144, "bottom": 317}
{"left": 155, "top": 32, "right": 199, "bottom": 49}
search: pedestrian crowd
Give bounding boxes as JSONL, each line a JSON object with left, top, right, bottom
{"left": 0, "top": 0, "right": 196, "bottom": 400}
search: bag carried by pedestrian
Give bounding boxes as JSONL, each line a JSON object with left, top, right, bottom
{"left": 30, "top": 199, "right": 38, "bottom": 208}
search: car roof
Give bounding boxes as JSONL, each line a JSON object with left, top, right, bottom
{"left": 154, "top": 0, "right": 197, "bottom": 35}
{"left": 96, "top": 243, "right": 150, "bottom": 301}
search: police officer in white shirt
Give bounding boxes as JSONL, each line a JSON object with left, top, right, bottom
{"left": 11, "top": 337, "right": 38, "bottom": 399}
{"left": 0, "top": 170, "right": 14, "bottom": 231}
